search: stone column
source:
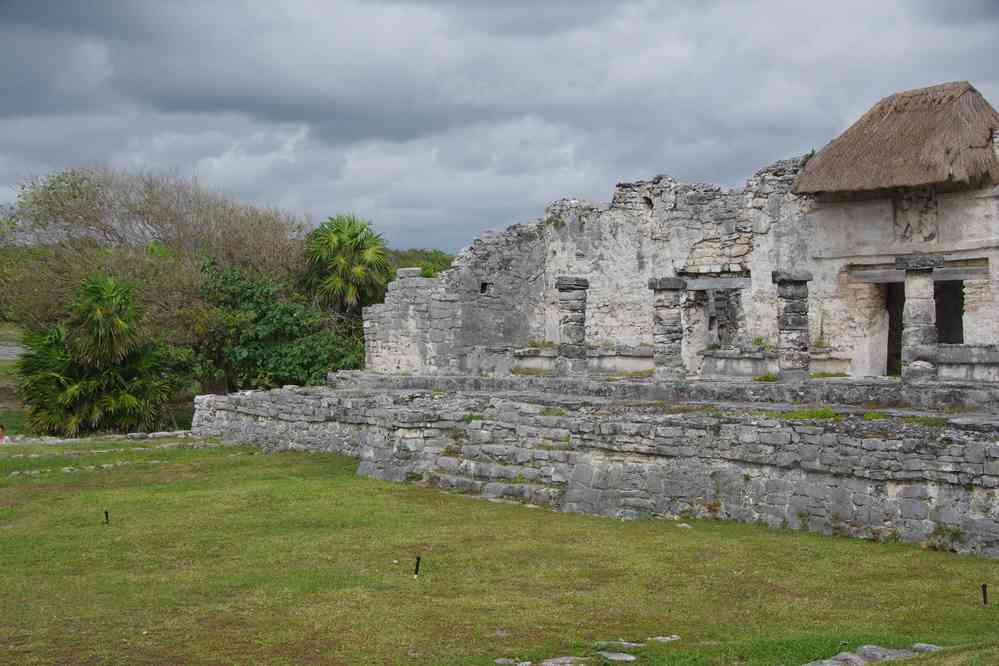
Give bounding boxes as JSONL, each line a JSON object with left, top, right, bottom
{"left": 772, "top": 270, "right": 813, "bottom": 383}
{"left": 555, "top": 276, "right": 589, "bottom": 375}
{"left": 896, "top": 255, "right": 943, "bottom": 382}
{"left": 648, "top": 277, "right": 686, "bottom": 379}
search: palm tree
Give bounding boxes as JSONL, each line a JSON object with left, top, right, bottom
{"left": 304, "top": 215, "right": 393, "bottom": 313}
{"left": 65, "top": 274, "right": 141, "bottom": 367}
{"left": 17, "top": 274, "right": 177, "bottom": 436}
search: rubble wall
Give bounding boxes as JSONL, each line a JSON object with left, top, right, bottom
{"left": 364, "top": 159, "right": 998, "bottom": 379}
{"left": 364, "top": 158, "right": 812, "bottom": 372}
{"left": 193, "top": 384, "right": 999, "bottom": 557}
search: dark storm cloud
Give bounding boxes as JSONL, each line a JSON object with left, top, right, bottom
{"left": 0, "top": 1, "right": 995, "bottom": 250}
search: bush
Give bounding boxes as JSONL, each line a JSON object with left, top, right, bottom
{"left": 17, "top": 276, "right": 182, "bottom": 436}
{"left": 198, "top": 264, "right": 364, "bottom": 390}
{"left": 752, "top": 373, "right": 779, "bottom": 382}
{"left": 386, "top": 248, "right": 454, "bottom": 278}
{"left": 1, "top": 167, "right": 306, "bottom": 338}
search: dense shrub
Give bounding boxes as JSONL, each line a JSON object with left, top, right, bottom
{"left": 17, "top": 276, "right": 182, "bottom": 436}
{"left": 197, "top": 264, "right": 364, "bottom": 390}
{"left": 386, "top": 248, "right": 454, "bottom": 277}
{"left": 1, "top": 167, "right": 306, "bottom": 335}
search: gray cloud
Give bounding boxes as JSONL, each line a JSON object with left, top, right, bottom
{"left": 0, "top": 1, "right": 995, "bottom": 250}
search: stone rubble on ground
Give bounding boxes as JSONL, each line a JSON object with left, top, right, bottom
{"left": 802, "top": 643, "right": 943, "bottom": 665}
{"left": 595, "top": 640, "right": 645, "bottom": 650}
{"left": 496, "top": 639, "right": 941, "bottom": 665}
{"left": 911, "top": 644, "right": 942, "bottom": 653}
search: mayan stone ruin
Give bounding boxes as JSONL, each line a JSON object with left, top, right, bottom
{"left": 195, "top": 81, "right": 999, "bottom": 556}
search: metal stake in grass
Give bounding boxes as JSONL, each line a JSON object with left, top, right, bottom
{"left": 414, "top": 556, "right": 421, "bottom": 578}
{"left": 983, "top": 583, "right": 989, "bottom": 606}
{"left": 104, "top": 510, "right": 110, "bottom": 526}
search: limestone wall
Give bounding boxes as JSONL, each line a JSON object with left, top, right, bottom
{"left": 364, "top": 158, "right": 810, "bottom": 373}
{"left": 807, "top": 185, "right": 999, "bottom": 375}
{"left": 194, "top": 381, "right": 999, "bottom": 556}
{"left": 364, "top": 158, "right": 999, "bottom": 379}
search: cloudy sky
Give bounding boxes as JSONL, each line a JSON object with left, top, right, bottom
{"left": 1, "top": 1, "right": 997, "bottom": 251}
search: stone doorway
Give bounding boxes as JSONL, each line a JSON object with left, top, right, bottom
{"left": 934, "top": 280, "right": 964, "bottom": 344}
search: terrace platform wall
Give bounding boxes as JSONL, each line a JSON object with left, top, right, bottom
{"left": 193, "top": 375, "right": 999, "bottom": 557}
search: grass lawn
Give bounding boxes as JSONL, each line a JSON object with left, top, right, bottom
{"left": 1, "top": 439, "right": 998, "bottom": 665}
{"left": 0, "top": 358, "right": 28, "bottom": 436}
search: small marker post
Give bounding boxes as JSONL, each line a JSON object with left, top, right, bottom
{"left": 104, "top": 510, "right": 110, "bottom": 526}
{"left": 983, "top": 583, "right": 989, "bottom": 607}
{"left": 414, "top": 556, "right": 421, "bottom": 578}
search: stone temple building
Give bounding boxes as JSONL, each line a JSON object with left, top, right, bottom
{"left": 196, "top": 82, "right": 999, "bottom": 557}
{"left": 364, "top": 81, "right": 999, "bottom": 384}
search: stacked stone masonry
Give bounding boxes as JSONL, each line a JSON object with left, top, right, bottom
{"left": 555, "top": 276, "right": 589, "bottom": 374}
{"left": 773, "top": 271, "right": 813, "bottom": 383}
{"left": 194, "top": 375, "right": 999, "bottom": 557}
{"left": 364, "top": 154, "right": 999, "bottom": 381}
{"left": 648, "top": 277, "right": 686, "bottom": 378}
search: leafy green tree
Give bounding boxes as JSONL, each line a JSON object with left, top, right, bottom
{"left": 17, "top": 275, "right": 180, "bottom": 436}
{"left": 198, "top": 264, "right": 364, "bottom": 390}
{"left": 304, "top": 215, "right": 392, "bottom": 312}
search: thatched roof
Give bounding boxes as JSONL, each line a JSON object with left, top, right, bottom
{"left": 793, "top": 81, "right": 999, "bottom": 195}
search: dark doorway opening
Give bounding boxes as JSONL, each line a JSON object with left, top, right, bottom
{"left": 886, "top": 282, "right": 904, "bottom": 376}
{"left": 934, "top": 280, "right": 964, "bottom": 344}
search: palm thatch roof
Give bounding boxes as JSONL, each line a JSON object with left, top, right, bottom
{"left": 793, "top": 81, "right": 999, "bottom": 195}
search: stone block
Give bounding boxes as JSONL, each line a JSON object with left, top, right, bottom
{"left": 648, "top": 277, "right": 686, "bottom": 291}
{"left": 555, "top": 276, "right": 589, "bottom": 291}
{"left": 777, "top": 283, "right": 809, "bottom": 300}
{"left": 771, "top": 269, "right": 813, "bottom": 284}
{"left": 778, "top": 313, "right": 809, "bottom": 330}
{"left": 895, "top": 254, "right": 944, "bottom": 271}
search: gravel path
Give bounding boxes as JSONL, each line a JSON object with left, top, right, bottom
{"left": 0, "top": 344, "right": 23, "bottom": 360}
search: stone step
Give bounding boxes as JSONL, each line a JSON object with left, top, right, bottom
{"left": 426, "top": 472, "right": 563, "bottom": 507}
{"left": 434, "top": 455, "right": 571, "bottom": 485}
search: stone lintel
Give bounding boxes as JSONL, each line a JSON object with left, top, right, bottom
{"left": 682, "top": 277, "right": 751, "bottom": 291}
{"left": 895, "top": 254, "right": 945, "bottom": 271}
{"left": 771, "top": 270, "right": 813, "bottom": 284}
{"left": 648, "top": 276, "right": 686, "bottom": 291}
{"left": 555, "top": 276, "right": 590, "bottom": 291}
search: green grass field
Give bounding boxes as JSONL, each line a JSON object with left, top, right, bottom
{"left": 0, "top": 357, "right": 28, "bottom": 436}
{"left": 2, "top": 438, "right": 998, "bottom": 665}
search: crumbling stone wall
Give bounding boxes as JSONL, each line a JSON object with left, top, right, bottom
{"left": 364, "top": 158, "right": 810, "bottom": 373}
{"left": 365, "top": 156, "right": 997, "bottom": 379}
{"left": 364, "top": 224, "right": 549, "bottom": 374}
{"left": 194, "top": 381, "right": 999, "bottom": 556}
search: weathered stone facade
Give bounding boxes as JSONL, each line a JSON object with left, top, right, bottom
{"left": 364, "top": 159, "right": 811, "bottom": 377}
{"left": 194, "top": 82, "right": 999, "bottom": 561}
{"left": 194, "top": 375, "right": 999, "bottom": 557}
{"left": 364, "top": 159, "right": 999, "bottom": 381}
